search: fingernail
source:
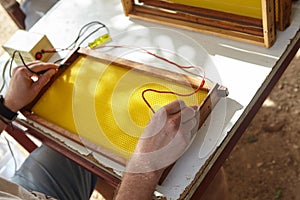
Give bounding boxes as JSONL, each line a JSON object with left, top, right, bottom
{"left": 191, "top": 106, "right": 198, "bottom": 110}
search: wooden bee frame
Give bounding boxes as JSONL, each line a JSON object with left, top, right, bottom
{"left": 121, "top": 0, "right": 292, "bottom": 48}
{"left": 21, "top": 47, "right": 228, "bottom": 184}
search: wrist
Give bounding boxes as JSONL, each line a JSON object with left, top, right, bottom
{"left": 3, "top": 99, "right": 19, "bottom": 112}
{"left": 0, "top": 95, "right": 18, "bottom": 123}
{"left": 2, "top": 93, "right": 20, "bottom": 112}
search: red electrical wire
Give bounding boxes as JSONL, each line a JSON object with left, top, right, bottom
{"left": 95, "top": 45, "right": 206, "bottom": 113}
{"left": 142, "top": 78, "right": 205, "bottom": 113}
{"left": 41, "top": 47, "right": 74, "bottom": 53}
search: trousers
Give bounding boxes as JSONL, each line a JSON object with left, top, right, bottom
{"left": 10, "top": 145, "right": 98, "bottom": 200}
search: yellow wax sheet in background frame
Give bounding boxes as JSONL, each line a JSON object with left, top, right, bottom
{"left": 167, "top": 0, "right": 262, "bottom": 19}
{"left": 32, "top": 55, "right": 208, "bottom": 159}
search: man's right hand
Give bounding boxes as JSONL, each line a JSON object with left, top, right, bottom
{"left": 115, "top": 100, "right": 199, "bottom": 200}
{"left": 127, "top": 99, "right": 199, "bottom": 173}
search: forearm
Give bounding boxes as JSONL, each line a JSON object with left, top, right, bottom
{"left": 114, "top": 101, "right": 198, "bottom": 199}
{"left": 114, "top": 170, "right": 162, "bottom": 200}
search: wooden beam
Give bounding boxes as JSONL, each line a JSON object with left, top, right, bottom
{"left": 0, "top": 0, "right": 25, "bottom": 29}
{"left": 5, "top": 124, "right": 37, "bottom": 153}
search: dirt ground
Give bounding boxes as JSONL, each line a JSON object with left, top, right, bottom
{"left": 223, "top": 50, "right": 300, "bottom": 200}
{"left": 1, "top": 4, "right": 300, "bottom": 200}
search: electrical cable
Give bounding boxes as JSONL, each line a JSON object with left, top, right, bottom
{"left": 9, "top": 51, "right": 38, "bottom": 76}
{"left": 95, "top": 45, "right": 206, "bottom": 113}
{"left": 0, "top": 59, "right": 10, "bottom": 93}
{"left": 0, "top": 20, "right": 110, "bottom": 87}
{"left": 4, "top": 135, "right": 18, "bottom": 173}
{"left": 95, "top": 45, "right": 204, "bottom": 77}
{"left": 2, "top": 21, "right": 203, "bottom": 113}
{"left": 66, "top": 21, "right": 109, "bottom": 49}
{"left": 0, "top": 21, "right": 110, "bottom": 172}
{"left": 142, "top": 78, "right": 205, "bottom": 113}
{"left": 34, "top": 21, "right": 109, "bottom": 63}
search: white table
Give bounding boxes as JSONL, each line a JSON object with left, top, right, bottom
{"left": 2, "top": 0, "right": 300, "bottom": 199}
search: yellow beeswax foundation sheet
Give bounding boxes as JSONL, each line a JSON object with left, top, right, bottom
{"left": 167, "top": 0, "right": 262, "bottom": 19}
{"left": 32, "top": 55, "right": 208, "bottom": 159}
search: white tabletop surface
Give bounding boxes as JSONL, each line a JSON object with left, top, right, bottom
{"left": 1, "top": 0, "right": 299, "bottom": 199}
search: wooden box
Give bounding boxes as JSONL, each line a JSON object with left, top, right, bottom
{"left": 2, "top": 30, "right": 54, "bottom": 64}
{"left": 121, "top": 0, "right": 292, "bottom": 48}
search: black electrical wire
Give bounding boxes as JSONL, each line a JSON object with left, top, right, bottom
{"left": 10, "top": 51, "right": 38, "bottom": 77}
{"left": 0, "top": 20, "right": 109, "bottom": 92}
{"left": 53, "top": 21, "right": 109, "bottom": 63}
{"left": 0, "top": 59, "right": 10, "bottom": 93}
{"left": 0, "top": 51, "right": 38, "bottom": 94}
{"left": 66, "top": 21, "right": 109, "bottom": 49}
{"left": 4, "top": 135, "right": 18, "bottom": 173}
{"left": 0, "top": 21, "right": 110, "bottom": 175}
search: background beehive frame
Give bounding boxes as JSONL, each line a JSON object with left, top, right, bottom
{"left": 121, "top": 0, "right": 292, "bottom": 48}
{"left": 22, "top": 47, "right": 228, "bottom": 167}
{"left": 276, "top": 0, "right": 293, "bottom": 31}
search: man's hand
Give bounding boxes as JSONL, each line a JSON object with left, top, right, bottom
{"left": 4, "top": 62, "right": 58, "bottom": 112}
{"left": 127, "top": 100, "right": 199, "bottom": 173}
{"left": 115, "top": 100, "right": 199, "bottom": 200}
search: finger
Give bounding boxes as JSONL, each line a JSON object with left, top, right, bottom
{"left": 180, "top": 106, "right": 196, "bottom": 123}
{"left": 15, "top": 66, "right": 34, "bottom": 78}
{"left": 191, "top": 105, "right": 198, "bottom": 110}
{"left": 164, "top": 100, "right": 186, "bottom": 115}
{"left": 178, "top": 118, "right": 198, "bottom": 142}
{"left": 13, "top": 61, "right": 41, "bottom": 72}
{"left": 29, "top": 62, "right": 59, "bottom": 73}
{"left": 26, "top": 61, "right": 43, "bottom": 66}
{"left": 181, "top": 117, "right": 197, "bottom": 132}
{"left": 11, "top": 65, "right": 24, "bottom": 75}
{"left": 34, "top": 68, "right": 57, "bottom": 89}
